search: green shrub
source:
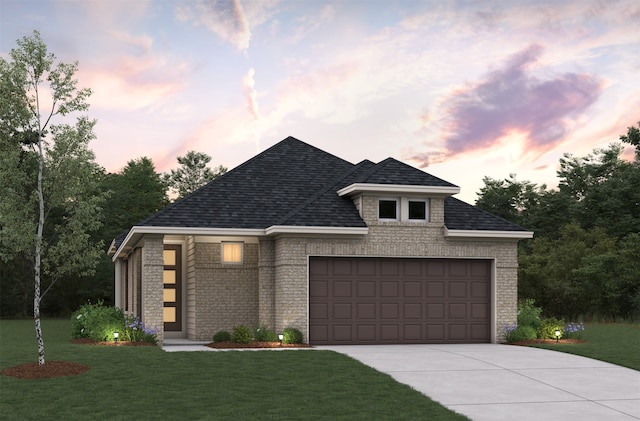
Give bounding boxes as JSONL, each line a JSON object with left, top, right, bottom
{"left": 254, "top": 325, "right": 279, "bottom": 342}
{"left": 505, "top": 325, "right": 537, "bottom": 343}
{"left": 71, "top": 301, "right": 124, "bottom": 341}
{"left": 538, "top": 317, "right": 565, "bottom": 339}
{"left": 282, "top": 327, "right": 304, "bottom": 344}
{"left": 517, "top": 299, "right": 542, "bottom": 330}
{"left": 231, "top": 325, "right": 253, "bottom": 344}
{"left": 213, "top": 330, "right": 231, "bottom": 342}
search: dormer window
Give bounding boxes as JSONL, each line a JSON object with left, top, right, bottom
{"left": 408, "top": 200, "right": 427, "bottom": 220}
{"left": 378, "top": 199, "right": 398, "bottom": 220}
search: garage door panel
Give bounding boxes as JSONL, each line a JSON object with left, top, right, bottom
{"left": 309, "top": 303, "right": 328, "bottom": 319}
{"left": 309, "top": 280, "right": 327, "bottom": 298}
{"left": 309, "top": 257, "right": 491, "bottom": 345}
{"left": 357, "top": 281, "right": 375, "bottom": 297}
{"left": 403, "top": 303, "right": 422, "bottom": 318}
{"left": 333, "top": 281, "right": 352, "bottom": 297}
{"left": 380, "top": 303, "right": 399, "bottom": 319}
{"left": 333, "top": 303, "right": 352, "bottom": 319}
{"left": 381, "top": 281, "right": 399, "bottom": 297}
{"left": 357, "top": 303, "right": 376, "bottom": 318}
{"left": 380, "top": 324, "right": 399, "bottom": 340}
{"left": 404, "top": 281, "right": 422, "bottom": 297}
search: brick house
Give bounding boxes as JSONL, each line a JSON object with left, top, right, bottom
{"left": 109, "top": 137, "right": 532, "bottom": 345}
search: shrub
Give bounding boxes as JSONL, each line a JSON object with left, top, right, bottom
{"left": 538, "top": 317, "right": 565, "bottom": 339}
{"left": 254, "top": 325, "right": 279, "bottom": 342}
{"left": 505, "top": 325, "right": 537, "bottom": 343}
{"left": 71, "top": 301, "right": 124, "bottom": 341}
{"left": 564, "top": 322, "right": 585, "bottom": 339}
{"left": 517, "top": 299, "right": 542, "bottom": 330}
{"left": 282, "top": 327, "right": 303, "bottom": 344}
{"left": 213, "top": 330, "right": 232, "bottom": 342}
{"left": 231, "top": 325, "right": 253, "bottom": 344}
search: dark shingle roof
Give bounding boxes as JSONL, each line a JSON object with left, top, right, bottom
{"left": 120, "top": 137, "right": 527, "bottom": 241}
{"left": 444, "top": 197, "right": 529, "bottom": 231}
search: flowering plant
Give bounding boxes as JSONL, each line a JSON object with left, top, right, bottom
{"left": 122, "top": 316, "right": 159, "bottom": 344}
{"left": 564, "top": 322, "right": 585, "bottom": 339}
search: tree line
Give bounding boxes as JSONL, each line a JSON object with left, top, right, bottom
{"left": 475, "top": 126, "right": 640, "bottom": 321}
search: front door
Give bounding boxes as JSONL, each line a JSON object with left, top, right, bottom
{"left": 163, "top": 245, "right": 182, "bottom": 331}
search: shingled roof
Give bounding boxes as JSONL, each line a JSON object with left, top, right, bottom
{"left": 112, "top": 136, "right": 529, "bottom": 251}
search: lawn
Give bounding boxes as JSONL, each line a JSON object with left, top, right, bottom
{"left": 527, "top": 322, "right": 640, "bottom": 370}
{"left": 0, "top": 319, "right": 468, "bottom": 421}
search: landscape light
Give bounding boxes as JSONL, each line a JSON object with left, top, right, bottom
{"left": 278, "top": 334, "right": 283, "bottom": 346}
{"left": 555, "top": 330, "right": 560, "bottom": 343}
{"left": 114, "top": 331, "right": 119, "bottom": 343}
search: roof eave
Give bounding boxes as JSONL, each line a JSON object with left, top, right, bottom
{"left": 265, "top": 225, "right": 369, "bottom": 236}
{"left": 337, "top": 183, "right": 460, "bottom": 197}
{"left": 444, "top": 227, "right": 534, "bottom": 239}
{"left": 111, "top": 226, "right": 266, "bottom": 261}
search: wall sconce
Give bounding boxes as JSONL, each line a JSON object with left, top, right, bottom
{"left": 555, "top": 330, "right": 560, "bottom": 343}
{"left": 278, "top": 334, "right": 283, "bottom": 347}
{"left": 114, "top": 331, "right": 119, "bottom": 343}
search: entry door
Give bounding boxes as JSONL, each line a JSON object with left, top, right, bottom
{"left": 163, "top": 245, "right": 182, "bottom": 331}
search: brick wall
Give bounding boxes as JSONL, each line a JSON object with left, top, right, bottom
{"left": 191, "top": 242, "right": 259, "bottom": 340}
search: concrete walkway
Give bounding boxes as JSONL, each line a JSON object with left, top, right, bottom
{"left": 316, "top": 344, "right": 640, "bottom": 421}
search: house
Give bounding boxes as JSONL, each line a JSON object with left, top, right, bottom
{"left": 109, "top": 137, "right": 533, "bottom": 345}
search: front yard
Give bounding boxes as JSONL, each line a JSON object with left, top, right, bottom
{"left": 0, "top": 319, "right": 468, "bottom": 420}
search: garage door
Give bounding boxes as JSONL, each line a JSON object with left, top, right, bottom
{"left": 309, "top": 257, "right": 491, "bottom": 345}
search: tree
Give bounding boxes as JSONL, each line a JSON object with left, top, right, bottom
{"left": 164, "top": 151, "right": 226, "bottom": 199}
{"left": 620, "top": 120, "right": 640, "bottom": 160}
{"left": 0, "top": 31, "right": 104, "bottom": 365}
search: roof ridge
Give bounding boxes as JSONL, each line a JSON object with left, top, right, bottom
{"left": 353, "top": 157, "right": 395, "bottom": 183}
{"left": 275, "top": 160, "right": 374, "bottom": 226}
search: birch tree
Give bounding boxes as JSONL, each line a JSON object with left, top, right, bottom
{"left": 0, "top": 31, "right": 104, "bottom": 365}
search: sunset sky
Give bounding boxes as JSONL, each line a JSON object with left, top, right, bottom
{"left": 1, "top": 0, "right": 638, "bottom": 203}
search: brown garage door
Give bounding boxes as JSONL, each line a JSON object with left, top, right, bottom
{"left": 309, "top": 257, "right": 491, "bottom": 345}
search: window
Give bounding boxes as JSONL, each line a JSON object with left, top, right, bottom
{"left": 408, "top": 200, "right": 427, "bottom": 220}
{"left": 378, "top": 199, "right": 398, "bottom": 220}
{"left": 222, "top": 242, "right": 243, "bottom": 264}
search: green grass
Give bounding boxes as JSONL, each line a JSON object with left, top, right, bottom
{"left": 0, "top": 319, "right": 468, "bottom": 420}
{"left": 528, "top": 322, "right": 640, "bottom": 370}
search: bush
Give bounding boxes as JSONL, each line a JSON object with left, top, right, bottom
{"left": 538, "top": 317, "right": 565, "bottom": 339}
{"left": 231, "top": 325, "right": 253, "bottom": 344}
{"left": 71, "top": 301, "right": 124, "bottom": 341}
{"left": 505, "top": 325, "right": 537, "bottom": 343}
{"left": 213, "top": 330, "right": 231, "bottom": 342}
{"left": 254, "top": 325, "right": 279, "bottom": 342}
{"left": 71, "top": 302, "right": 158, "bottom": 343}
{"left": 282, "top": 327, "right": 304, "bottom": 344}
{"left": 517, "top": 299, "right": 542, "bottom": 330}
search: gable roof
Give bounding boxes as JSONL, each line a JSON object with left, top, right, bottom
{"left": 110, "top": 136, "right": 532, "bottom": 256}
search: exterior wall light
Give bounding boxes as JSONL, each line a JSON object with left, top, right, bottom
{"left": 555, "top": 330, "right": 561, "bottom": 343}
{"left": 278, "top": 334, "right": 283, "bottom": 346}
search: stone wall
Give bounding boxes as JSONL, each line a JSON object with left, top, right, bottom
{"left": 141, "top": 236, "right": 164, "bottom": 344}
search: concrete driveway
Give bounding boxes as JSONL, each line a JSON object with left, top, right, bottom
{"left": 316, "top": 344, "right": 640, "bottom": 421}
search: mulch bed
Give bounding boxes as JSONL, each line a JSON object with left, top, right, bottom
{"left": 70, "top": 338, "right": 157, "bottom": 346}
{"left": 1, "top": 361, "right": 90, "bottom": 379}
{"left": 511, "top": 338, "right": 586, "bottom": 345}
{"left": 207, "top": 341, "right": 312, "bottom": 349}
{"left": 0, "top": 339, "right": 157, "bottom": 380}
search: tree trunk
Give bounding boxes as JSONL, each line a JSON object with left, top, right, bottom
{"left": 34, "top": 132, "right": 46, "bottom": 366}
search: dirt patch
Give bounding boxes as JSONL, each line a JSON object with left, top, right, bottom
{"left": 511, "top": 338, "right": 586, "bottom": 346}
{"left": 207, "top": 341, "right": 312, "bottom": 349}
{"left": 1, "top": 361, "right": 91, "bottom": 379}
{"left": 70, "top": 338, "right": 156, "bottom": 346}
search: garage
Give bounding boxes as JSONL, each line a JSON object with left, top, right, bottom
{"left": 309, "top": 257, "right": 491, "bottom": 345}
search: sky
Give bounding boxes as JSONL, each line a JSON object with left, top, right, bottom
{"left": 1, "top": 0, "right": 638, "bottom": 204}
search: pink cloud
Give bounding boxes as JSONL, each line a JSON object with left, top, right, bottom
{"left": 411, "top": 44, "right": 604, "bottom": 167}
{"left": 242, "top": 67, "right": 261, "bottom": 120}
